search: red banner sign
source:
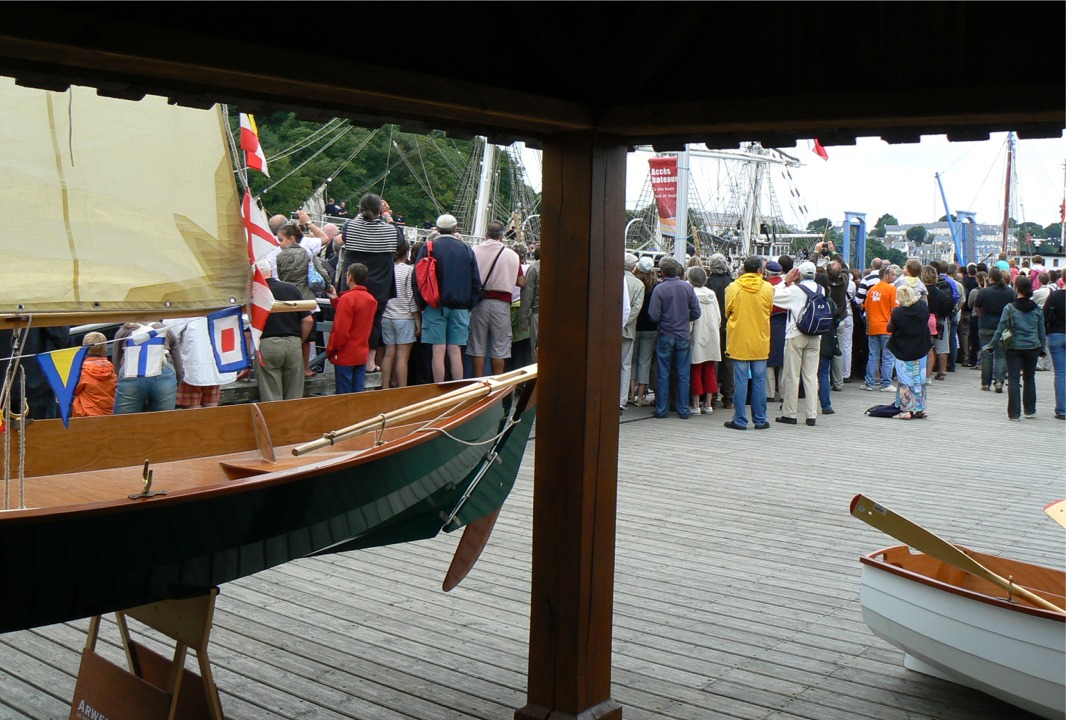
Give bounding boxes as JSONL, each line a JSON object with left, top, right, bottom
{"left": 649, "top": 156, "right": 678, "bottom": 237}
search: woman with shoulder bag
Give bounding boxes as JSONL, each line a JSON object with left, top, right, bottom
{"left": 983, "top": 275, "right": 1046, "bottom": 420}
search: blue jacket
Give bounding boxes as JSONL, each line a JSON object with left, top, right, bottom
{"left": 649, "top": 277, "right": 701, "bottom": 339}
{"left": 412, "top": 235, "right": 483, "bottom": 310}
{"left": 989, "top": 299, "right": 1046, "bottom": 351}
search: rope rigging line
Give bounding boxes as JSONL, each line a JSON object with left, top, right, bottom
{"left": 267, "top": 118, "right": 348, "bottom": 163}
{"left": 259, "top": 123, "right": 353, "bottom": 198}
{"left": 413, "top": 136, "right": 445, "bottom": 212}
{"left": 391, "top": 139, "right": 445, "bottom": 213}
{"left": 222, "top": 105, "right": 250, "bottom": 193}
{"left": 379, "top": 125, "right": 396, "bottom": 197}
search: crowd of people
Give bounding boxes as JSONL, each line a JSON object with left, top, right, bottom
{"left": 10, "top": 203, "right": 1063, "bottom": 429}
{"left": 622, "top": 249, "right": 1066, "bottom": 426}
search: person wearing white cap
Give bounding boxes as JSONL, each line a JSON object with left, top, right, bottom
{"left": 771, "top": 261, "right": 829, "bottom": 426}
{"left": 410, "top": 213, "right": 482, "bottom": 382}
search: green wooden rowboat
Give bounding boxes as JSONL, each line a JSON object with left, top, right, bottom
{"left": 0, "top": 366, "right": 537, "bottom": 633}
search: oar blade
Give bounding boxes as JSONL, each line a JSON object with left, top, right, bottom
{"left": 442, "top": 508, "right": 500, "bottom": 592}
{"left": 851, "top": 493, "right": 1066, "bottom": 614}
{"left": 1044, "top": 499, "right": 1066, "bottom": 530}
{"left": 850, "top": 494, "right": 989, "bottom": 579}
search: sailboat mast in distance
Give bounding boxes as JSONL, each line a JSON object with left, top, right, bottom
{"left": 1001, "top": 132, "right": 1015, "bottom": 254}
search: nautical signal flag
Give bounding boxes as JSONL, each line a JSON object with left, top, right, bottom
{"left": 207, "top": 306, "right": 250, "bottom": 373}
{"left": 239, "top": 113, "right": 269, "bottom": 177}
{"left": 240, "top": 190, "right": 277, "bottom": 360}
{"left": 243, "top": 190, "right": 279, "bottom": 265}
{"left": 36, "top": 346, "right": 89, "bottom": 428}
{"left": 812, "top": 139, "right": 829, "bottom": 161}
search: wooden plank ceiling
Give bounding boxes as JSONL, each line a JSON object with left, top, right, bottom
{"left": 0, "top": 3, "right": 1061, "bottom": 149}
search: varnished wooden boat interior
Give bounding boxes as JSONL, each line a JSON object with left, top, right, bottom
{"left": 862, "top": 544, "right": 1066, "bottom": 616}
{"left": 2, "top": 380, "right": 493, "bottom": 514}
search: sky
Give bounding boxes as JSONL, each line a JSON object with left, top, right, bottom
{"left": 523, "top": 132, "right": 1066, "bottom": 231}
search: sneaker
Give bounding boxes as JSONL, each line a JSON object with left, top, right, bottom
{"left": 723, "top": 420, "right": 746, "bottom": 430}
{"left": 980, "top": 385, "right": 990, "bottom": 391}
{"left": 723, "top": 401, "right": 734, "bottom": 409}
{"left": 1024, "top": 413, "right": 1036, "bottom": 419}
{"left": 994, "top": 382, "right": 1003, "bottom": 393}
{"left": 861, "top": 384, "right": 874, "bottom": 391}
{"left": 1009, "top": 416, "right": 1021, "bottom": 422}
{"left": 634, "top": 398, "right": 653, "bottom": 407}
{"left": 880, "top": 385, "right": 896, "bottom": 392}
{"left": 701, "top": 406, "right": 714, "bottom": 415}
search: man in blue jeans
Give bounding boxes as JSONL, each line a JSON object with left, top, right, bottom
{"left": 648, "top": 256, "right": 701, "bottom": 419}
{"left": 722, "top": 256, "right": 775, "bottom": 430}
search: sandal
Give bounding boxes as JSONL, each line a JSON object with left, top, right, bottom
{"left": 895, "top": 411, "right": 913, "bottom": 420}
{"left": 912, "top": 411, "right": 927, "bottom": 419}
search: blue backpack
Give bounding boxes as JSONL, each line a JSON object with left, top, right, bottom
{"left": 796, "top": 284, "right": 835, "bottom": 335}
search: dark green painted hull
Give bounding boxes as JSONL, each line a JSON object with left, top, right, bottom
{"left": 0, "top": 380, "right": 536, "bottom": 633}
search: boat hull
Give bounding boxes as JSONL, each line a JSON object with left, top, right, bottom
{"left": 0, "top": 374, "right": 536, "bottom": 633}
{"left": 860, "top": 545, "right": 1065, "bottom": 720}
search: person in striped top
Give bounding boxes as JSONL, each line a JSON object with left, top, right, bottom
{"left": 340, "top": 193, "right": 401, "bottom": 372}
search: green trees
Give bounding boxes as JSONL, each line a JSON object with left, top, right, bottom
{"left": 868, "top": 213, "right": 898, "bottom": 238}
{"left": 905, "top": 225, "right": 927, "bottom": 244}
{"left": 231, "top": 112, "right": 530, "bottom": 227}
{"left": 865, "top": 238, "right": 907, "bottom": 266}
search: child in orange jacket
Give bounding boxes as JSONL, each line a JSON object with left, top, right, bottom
{"left": 73, "top": 332, "right": 117, "bottom": 417}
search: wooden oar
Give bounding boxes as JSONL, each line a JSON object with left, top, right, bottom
{"left": 850, "top": 493, "right": 1066, "bottom": 614}
{"left": 1044, "top": 499, "right": 1066, "bottom": 530}
{"left": 292, "top": 365, "right": 537, "bottom": 456}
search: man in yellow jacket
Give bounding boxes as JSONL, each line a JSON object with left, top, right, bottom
{"left": 723, "top": 256, "right": 775, "bottom": 430}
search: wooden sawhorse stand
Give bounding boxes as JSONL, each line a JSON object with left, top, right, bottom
{"left": 69, "top": 588, "right": 224, "bottom": 720}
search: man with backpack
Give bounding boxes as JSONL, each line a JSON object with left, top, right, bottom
{"left": 772, "top": 261, "right": 833, "bottom": 426}
{"left": 411, "top": 214, "right": 482, "bottom": 383}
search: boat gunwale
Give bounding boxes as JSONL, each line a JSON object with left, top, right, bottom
{"left": 0, "top": 383, "right": 527, "bottom": 525}
{"left": 860, "top": 544, "right": 1066, "bottom": 622}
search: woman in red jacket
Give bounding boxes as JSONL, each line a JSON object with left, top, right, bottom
{"left": 326, "top": 264, "right": 377, "bottom": 393}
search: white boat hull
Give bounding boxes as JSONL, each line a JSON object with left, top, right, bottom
{"left": 861, "top": 561, "right": 1066, "bottom": 719}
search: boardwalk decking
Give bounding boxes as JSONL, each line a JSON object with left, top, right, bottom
{"left": 2, "top": 370, "right": 1064, "bottom": 719}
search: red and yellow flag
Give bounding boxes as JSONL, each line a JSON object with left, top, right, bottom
{"left": 240, "top": 113, "right": 269, "bottom": 177}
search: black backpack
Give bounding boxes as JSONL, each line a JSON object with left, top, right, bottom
{"left": 796, "top": 284, "right": 835, "bottom": 335}
{"left": 935, "top": 278, "right": 955, "bottom": 318}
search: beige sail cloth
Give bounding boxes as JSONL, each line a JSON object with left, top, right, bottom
{"left": 0, "top": 78, "right": 248, "bottom": 318}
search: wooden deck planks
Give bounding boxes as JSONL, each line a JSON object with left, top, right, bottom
{"left": 1, "top": 372, "right": 1062, "bottom": 719}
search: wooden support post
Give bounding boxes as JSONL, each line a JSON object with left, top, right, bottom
{"left": 516, "top": 131, "right": 625, "bottom": 720}
{"left": 69, "top": 589, "right": 224, "bottom": 720}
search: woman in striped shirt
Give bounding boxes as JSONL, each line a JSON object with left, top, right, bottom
{"left": 340, "top": 193, "right": 401, "bottom": 372}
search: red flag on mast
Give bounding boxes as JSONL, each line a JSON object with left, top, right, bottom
{"left": 812, "top": 139, "right": 829, "bottom": 161}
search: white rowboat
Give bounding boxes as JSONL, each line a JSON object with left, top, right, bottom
{"left": 859, "top": 544, "right": 1066, "bottom": 720}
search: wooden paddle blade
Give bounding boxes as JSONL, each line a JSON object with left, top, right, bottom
{"left": 1044, "top": 499, "right": 1066, "bottom": 530}
{"left": 442, "top": 509, "right": 500, "bottom": 592}
{"left": 850, "top": 494, "right": 1066, "bottom": 614}
{"left": 251, "top": 403, "right": 276, "bottom": 463}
